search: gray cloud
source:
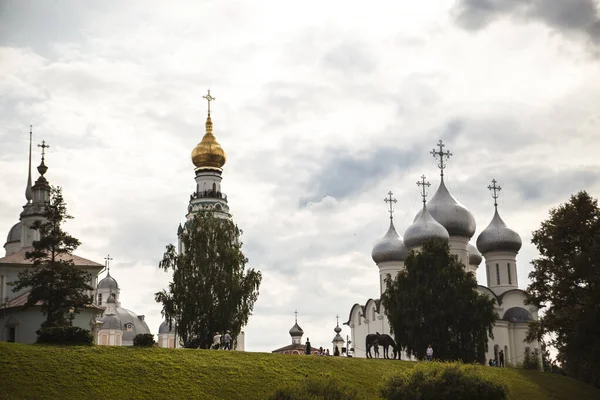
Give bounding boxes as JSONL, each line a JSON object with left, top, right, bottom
{"left": 303, "top": 146, "right": 422, "bottom": 202}
{"left": 453, "top": 0, "right": 600, "bottom": 50}
{"left": 321, "top": 40, "right": 377, "bottom": 76}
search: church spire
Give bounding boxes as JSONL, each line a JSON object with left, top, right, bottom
{"left": 25, "top": 125, "right": 33, "bottom": 203}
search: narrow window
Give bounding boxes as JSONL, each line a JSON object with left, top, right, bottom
{"left": 372, "top": 309, "right": 376, "bottom": 321}
{"left": 486, "top": 265, "right": 490, "bottom": 286}
{"left": 98, "top": 293, "right": 103, "bottom": 306}
{"left": 507, "top": 263, "right": 512, "bottom": 285}
{"left": 496, "top": 264, "right": 500, "bottom": 285}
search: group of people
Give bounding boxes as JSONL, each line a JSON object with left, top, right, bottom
{"left": 211, "top": 330, "right": 233, "bottom": 350}
{"left": 489, "top": 350, "right": 505, "bottom": 367}
{"left": 304, "top": 338, "right": 335, "bottom": 356}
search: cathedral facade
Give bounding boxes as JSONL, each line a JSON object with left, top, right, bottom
{"left": 345, "top": 141, "right": 541, "bottom": 367}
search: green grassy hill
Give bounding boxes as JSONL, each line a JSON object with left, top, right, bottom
{"left": 1, "top": 343, "right": 598, "bottom": 400}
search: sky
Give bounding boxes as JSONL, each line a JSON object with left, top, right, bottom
{"left": 1, "top": 0, "right": 600, "bottom": 352}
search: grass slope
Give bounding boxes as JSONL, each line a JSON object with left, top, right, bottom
{"left": 1, "top": 343, "right": 599, "bottom": 400}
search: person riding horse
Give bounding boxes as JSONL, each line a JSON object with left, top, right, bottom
{"left": 366, "top": 332, "right": 398, "bottom": 359}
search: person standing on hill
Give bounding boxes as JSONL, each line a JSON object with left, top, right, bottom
{"left": 426, "top": 344, "right": 433, "bottom": 361}
{"left": 223, "top": 330, "right": 232, "bottom": 350}
{"left": 499, "top": 350, "right": 505, "bottom": 367}
{"left": 305, "top": 338, "right": 311, "bottom": 355}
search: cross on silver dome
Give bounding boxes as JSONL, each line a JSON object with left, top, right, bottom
{"left": 417, "top": 175, "right": 431, "bottom": 205}
{"left": 488, "top": 179, "right": 502, "bottom": 209}
{"left": 430, "top": 140, "right": 452, "bottom": 178}
{"left": 384, "top": 191, "right": 397, "bottom": 220}
{"left": 104, "top": 254, "right": 113, "bottom": 272}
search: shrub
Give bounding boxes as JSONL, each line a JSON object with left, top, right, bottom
{"left": 271, "top": 374, "right": 358, "bottom": 400}
{"left": 521, "top": 348, "right": 542, "bottom": 370}
{"left": 380, "top": 362, "right": 508, "bottom": 400}
{"left": 133, "top": 333, "right": 156, "bottom": 347}
{"left": 36, "top": 326, "right": 93, "bottom": 345}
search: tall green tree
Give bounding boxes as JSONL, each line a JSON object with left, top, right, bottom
{"left": 526, "top": 191, "right": 600, "bottom": 387}
{"left": 10, "top": 187, "right": 93, "bottom": 328}
{"left": 156, "top": 210, "right": 262, "bottom": 348}
{"left": 381, "top": 240, "right": 496, "bottom": 363}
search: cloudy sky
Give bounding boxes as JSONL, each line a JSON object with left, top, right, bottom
{"left": 1, "top": 0, "right": 599, "bottom": 352}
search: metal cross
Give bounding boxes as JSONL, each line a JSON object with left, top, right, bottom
{"left": 384, "top": 191, "right": 397, "bottom": 220}
{"left": 430, "top": 140, "right": 452, "bottom": 178}
{"left": 294, "top": 309, "right": 298, "bottom": 323}
{"left": 203, "top": 89, "right": 215, "bottom": 115}
{"left": 488, "top": 179, "right": 502, "bottom": 209}
{"left": 104, "top": 254, "right": 113, "bottom": 271}
{"left": 417, "top": 175, "right": 431, "bottom": 205}
{"left": 37, "top": 140, "right": 50, "bottom": 160}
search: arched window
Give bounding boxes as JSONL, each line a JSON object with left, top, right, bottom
{"left": 212, "top": 182, "right": 217, "bottom": 192}
{"left": 494, "top": 344, "right": 499, "bottom": 364}
{"left": 504, "top": 345, "right": 509, "bottom": 364}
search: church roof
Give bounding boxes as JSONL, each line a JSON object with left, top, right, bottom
{"left": 371, "top": 220, "right": 408, "bottom": 264}
{"left": 4, "top": 290, "right": 103, "bottom": 311}
{"left": 272, "top": 343, "right": 321, "bottom": 354}
{"left": 476, "top": 209, "right": 522, "bottom": 254}
{"left": 404, "top": 205, "right": 449, "bottom": 248}
{"left": 414, "top": 179, "right": 476, "bottom": 239}
{"left": 98, "top": 272, "right": 119, "bottom": 290}
{"left": 5, "top": 222, "right": 21, "bottom": 244}
{"left": 0, "top": 248, "right": 103, "bottom": 267}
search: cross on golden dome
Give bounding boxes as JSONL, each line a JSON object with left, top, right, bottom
{"left": 203, "top": 89, "right": 215, "bottom": 115}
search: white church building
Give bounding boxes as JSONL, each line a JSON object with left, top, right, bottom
{"left": 0, "top": 130, "right": 151, "bottom": 346}
{"left": 345, "top": 140, "right": 540, "bottom": 366}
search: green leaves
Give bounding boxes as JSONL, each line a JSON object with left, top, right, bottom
{"left": 526, "top": 191, "right": 600, "bottom": 387}
{"left": 156, "top": 210, "right": 262, "bottom": 348}
{"left": 381, "top": 240, "right": 496, "bottom": 363}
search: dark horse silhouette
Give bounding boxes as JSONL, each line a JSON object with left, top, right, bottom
{"left": 366, "top": 332, "right": 397, "bottom": 359}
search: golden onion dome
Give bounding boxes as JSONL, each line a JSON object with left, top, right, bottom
{"left": 191, "top": 115, "right": 226, "bottom": 169}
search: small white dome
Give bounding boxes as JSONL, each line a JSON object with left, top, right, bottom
{"left": 467, "top": 243, "right": 482, "bottom": 266}
{"left": 414, "top": 179, "right": 476, "bottom": 239}
{"left": 476, "top": 209, "right": 522, "bottom": 254}
{"left": 371, "top": 220, "right": 408, "bottom": 264}
{"left": 6, "top": 222, "right": 21, "bottom": 244}
{"left": 158, "top": 320, "right": 175, "bottom": 334}
{"left": 98, "top": 272, "right": 119, "bottom": 290}
{"left": 404, "top": 205, "right": 449, "bottom": 249}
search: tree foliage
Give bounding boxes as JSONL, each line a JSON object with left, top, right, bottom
{"left": 10, "top": 187, "right": 93, "bottom": 328}
{"left": 155, "top": 210, "right": 262, "bottom": 348}
{"left": 381, "top": 240, "right": 496, "bottom": 363}
{"left": 526, "top": 191, "right": 600, "bottom": 387}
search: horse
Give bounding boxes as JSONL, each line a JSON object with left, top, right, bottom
{"left": 376, "top": 333, "right": 398, "bottom": 359}
{"left": 365, "top": 333, "right": 380, "bottom": 359}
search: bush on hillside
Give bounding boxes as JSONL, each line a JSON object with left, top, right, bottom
{"left": 270, "top": 374, "right": 358, "bottom": 400}
{"left": 521, "top": 349, "right": 542, "bottom": 370}
{"left": 36, "top": 326, "right": 93, "bottom": 345}
{"left": 380, "top": 362, "right": 508, "bottom": 400}
{"left": 133, "top": 333, "right": 156, "bottom": 347}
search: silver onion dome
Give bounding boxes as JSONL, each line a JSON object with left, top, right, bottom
{"left": 476, "top": 210, "right": 522, "bottom": 254}
{"left": 98, "top": 272, "right": 119, "bottom": 290}
{"left": 159, "top": 320, "right": 175, "bottom": 334}
{"left": 289, "top": 322, "right": 304, "bottom": 337}
{"left": 404, "top": 205, "right": 449, "bottom": 248}
{"left": 99, "top": 314, "right": 122, "bottom": 330}
{"left": 371, "top": 220, "right": 408, "bottom": 264}
{"left": 413, "top": 179, "right": 476, "bottom": 239}
{"left": 467, "top": 243, "right": 482, "bottom": 266}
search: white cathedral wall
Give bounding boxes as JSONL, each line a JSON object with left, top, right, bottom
{"left": 483, "top": 251, "right": 518, "bottom": 296}
{"left": 448, "top": 236, "right": 469, "bottom": 267}
{"left": 236, "top": 331, "right": 245, "bottom": 351}
{"left": 195, "top": 171, "right": 223, "bottom": 193}
{"left": 0, "top": 266, "right": 30, "bottom": 300}
{"left": 378, "top": 261, "right": 403, "bottom": 295}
